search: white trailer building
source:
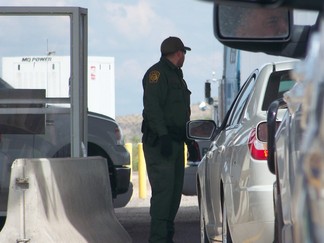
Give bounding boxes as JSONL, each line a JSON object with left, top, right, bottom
{"left": 2, "top": 56, "right": 116, "bottom": 118}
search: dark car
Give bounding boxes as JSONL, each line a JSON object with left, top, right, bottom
{"left": 0, "top": 78, "right": 132, "bottom": 221}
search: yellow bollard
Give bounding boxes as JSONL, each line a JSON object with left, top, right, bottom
{"left": 184, "top": 143, "right": 188, "bottom": 167}
{"left": 125, "top": 143, "right": 133, "bottom": 181}
{"left": 137, "top": 143, "right": 147, "bottom": 199}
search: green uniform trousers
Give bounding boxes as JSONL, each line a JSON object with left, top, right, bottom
{"left": 143, "top": 140, "right": 185, "bottom": 243}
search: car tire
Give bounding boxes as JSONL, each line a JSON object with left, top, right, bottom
{"left": 0, "top": 216, "right": 6, "bottom": 231}
{"left": 198, "top": 187, "right": 209, "bottom": 243}
{"left": 273, "top": 182, "right": 283, "bottom": 243}
{"left": 53, "top": 143, "right": 117, "bottom": 197}
{"left": 222, "top": 193, "right": 233, "bottom": 243}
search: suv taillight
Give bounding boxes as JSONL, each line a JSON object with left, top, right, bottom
{"left": 115, "top": 126, "right": 123, "bottom": 145}
{"left": 248, "top": 128, "right": 268, "bottom": 160}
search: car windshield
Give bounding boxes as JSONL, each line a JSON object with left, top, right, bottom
{"left": 262, "top": 69, "right": 295, "bottom": 110}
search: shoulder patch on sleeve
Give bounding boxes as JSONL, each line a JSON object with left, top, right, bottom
{"left": 149, "top": 70, "right": 160, "bottom": 83}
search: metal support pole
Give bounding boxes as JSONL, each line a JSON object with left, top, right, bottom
{"left": 70, "top": 8, "right": 88, "bottom": 157}
{"left": 137, "top": 143, "right": 147, "bottom": 199}
{"left": 184, "top": 144, "right": 188, "bottom": 167}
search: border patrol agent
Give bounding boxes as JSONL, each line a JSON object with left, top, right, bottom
{"left": 141, "top": 36, "right": 196, "bottom": 243}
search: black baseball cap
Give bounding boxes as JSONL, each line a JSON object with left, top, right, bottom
{"left": 160, "top": 36, "right": 191, "bottom": 55}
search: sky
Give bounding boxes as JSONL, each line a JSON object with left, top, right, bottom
{"left": 0, "top": 1, "right": 317, "bottom": 117}
{"left": 0, "top": 0, "right": 223, "bottom": 116}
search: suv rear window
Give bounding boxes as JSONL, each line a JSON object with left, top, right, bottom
{"left": 262, "top": 70, "right": 295, "bottom": 110}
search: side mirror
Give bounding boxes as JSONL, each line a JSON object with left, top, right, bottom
{"left": 256, "top": 122, "right": 268, "bottom": 143}
{"left": 257, "top": 120, "right": 281, "bottom": 143}
{"left": 186, "top": 120, "right": 217, "bottom": 140}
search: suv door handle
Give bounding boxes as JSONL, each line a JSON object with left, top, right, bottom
{"left": 206, "top": 151, "right": 213, "bottom": 159}
{"left": 218, "top": 145, "right": 225, "bottom": 153}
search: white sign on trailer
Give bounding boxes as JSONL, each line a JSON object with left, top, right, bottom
{"left": 2, "top": 56, "right": 116, "bottom": 118}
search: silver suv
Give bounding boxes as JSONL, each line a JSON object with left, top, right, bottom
{"left": 211, "top": 1, "right": 321, "bottom": 242}
{"left": 266, "top": 31, "right": 324, "bottom": 242}
{"left": 187, "top": 61, "right": 297, "bottom": 243}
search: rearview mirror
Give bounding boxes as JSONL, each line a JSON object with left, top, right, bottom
{"left": 215, "top": 0, "right": 280, "bottom": 4}
{"left": 216, "top": 4, "right": 291, "bottom": 40}
{"left": 214, "top": 0, "right": 323, "bottom": 11}
{"left": 212, "top": 3, "right": 312, "bottom": 58}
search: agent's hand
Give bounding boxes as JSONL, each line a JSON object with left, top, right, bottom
{"left": 187, "top": 141, "right": 200, "bottom": 162}
{"left": 159, "top": 134, "right": 173, "bottom": 158}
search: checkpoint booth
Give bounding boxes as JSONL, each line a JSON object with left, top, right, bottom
{"left": 0, "top": 7, "right": 131, "bottom": 242}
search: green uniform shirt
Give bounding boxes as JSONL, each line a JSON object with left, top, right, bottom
{"left": 142, "top": 57, "right": 191, "bottom": 141}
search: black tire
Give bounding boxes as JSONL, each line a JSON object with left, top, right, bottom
{"left": 197, "top": 184, "right": 209, "bottom": 243}
{"left": 52, "top": 143, "right": 117, "bottom": 197}
{"left": 87, "top": 143, "right": 118, "bottom": 197}
{"left": 222, "top": 189, "right": 233, "bottom": 243}
{"left": 273, "top": 182, "right": 283, "bottom": 243}
{"left": 0, "top": 216, "right": 6, "bottom": 231}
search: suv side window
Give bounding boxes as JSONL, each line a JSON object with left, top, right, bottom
{"left": 262, "top": 70, "right": 295, "bottom": 110}
{"left": 226, "top": 72, "right": 257, "bottom": 127}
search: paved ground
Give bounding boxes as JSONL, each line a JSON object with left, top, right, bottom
{"left": 114, "top": 172, "right": 200, "bottom": 243}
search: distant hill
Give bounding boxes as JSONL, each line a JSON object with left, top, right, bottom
{"left": 116, "top": 103, "right": 213, "bottom": 143}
